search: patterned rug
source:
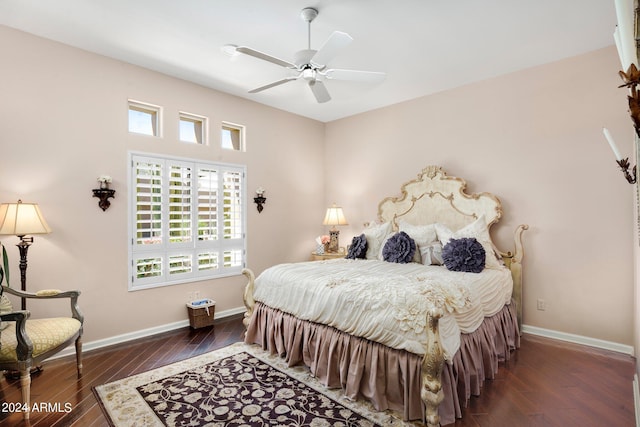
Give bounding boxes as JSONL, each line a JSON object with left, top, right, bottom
{"left": 93, "top": 342, "right": 413, "bottom": 426}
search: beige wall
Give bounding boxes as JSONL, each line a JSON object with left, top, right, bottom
{"left": 325, "top": 46, "right": 636, "bottom": 346}
{"left": 0, "top": 25, "right": 325, "bottom": 343}
{"left": 0, "top": 24, "right": 635, "bottom": 349}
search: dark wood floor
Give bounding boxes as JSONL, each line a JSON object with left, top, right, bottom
{"left": 0, "top": 316, "right": 635, "bottom": 426}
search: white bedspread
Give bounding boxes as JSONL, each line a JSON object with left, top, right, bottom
{"left": 253, "top": 258, "right": 513, "bottom": 361}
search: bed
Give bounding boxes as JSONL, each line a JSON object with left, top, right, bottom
{"left": 241, "top": 166, "right": 527, "bottom": 426}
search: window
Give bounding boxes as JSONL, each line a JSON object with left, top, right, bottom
{"left": 221, "top": 122, "right": 245, "bottom": 151}
{"left": 179, "top": 112, "right": 207, "bottom": 144}
{"left": 128, "top": 100, "right": 161, "bottom": 137}
{"left": 129, "top": 153, "right": 246, "bottom": 290}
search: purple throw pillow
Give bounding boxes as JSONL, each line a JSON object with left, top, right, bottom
{"left": 442, "top": 237, "right": 486, "bottom": 273}
{"left": 382, "top": 232, "right": 416, "bottom": 264}
{"left": 346, "top": 234, "right": 368, "bottom": 259}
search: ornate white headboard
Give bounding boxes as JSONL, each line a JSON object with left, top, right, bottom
{"left": 378, "top": 165, "right": 502, "bottom": 232}
{"left": 377, "top": 165, "right": 527, "bottom": 329}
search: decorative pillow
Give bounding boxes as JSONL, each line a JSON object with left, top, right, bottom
{"left": 420, "top": 241, "right": 444, "bottom": 266}
{"left": 398, "top": 221, "right": 442, "bottom": 264}
{"left": 362, "top": 221, "right": 392, "bottom": 260}
{"left": 435, "top": 215, "right": 501, "bottom": 269}
{"left": 346, "top": 234, "right": 368, "bottom": 259}
{"left": 382, "top": 231, "right": 416, "bottom": 264}
{"left": 442, "top": 237, "right": 486, "bottom": 273}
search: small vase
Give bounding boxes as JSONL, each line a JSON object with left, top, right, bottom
{"left": 100, "top": 181, "right": 109, "bottom": 189}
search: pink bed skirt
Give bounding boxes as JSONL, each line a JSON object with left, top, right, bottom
{"left": 245, "top": 302, "right": 520, "bottom": 425}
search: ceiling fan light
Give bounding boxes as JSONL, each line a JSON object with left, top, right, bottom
{"left": 302, "top": 68, "right": 316, "bottom": 81}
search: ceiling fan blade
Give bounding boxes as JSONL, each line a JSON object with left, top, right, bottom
{"left": 310, "top": 31, "right": 353, "bottom": 68}
{"left": 236, "top": 46, "right": 296, "bottom": 68}
{"left": 248, "top": 76, "right": 299, "bottom": 93}
{"left": 324, "top": 69, "right": 386, "bottom": 83}
{"left": 309, "top": 80, "right": 331, "bottom": 103}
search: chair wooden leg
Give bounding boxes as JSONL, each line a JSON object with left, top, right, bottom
{"left": 75, "top": 337, "right": 83, "bottom": 376}
{"left": 20, "top": 369, "right": 30, "bottom": 420}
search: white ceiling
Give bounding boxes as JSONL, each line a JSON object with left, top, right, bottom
{"left": 0, "top": 0, "right": 617, "bottom": 122}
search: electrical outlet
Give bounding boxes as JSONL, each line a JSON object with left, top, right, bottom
{"left": 537, "top": 298, "right": 546, "bottom": 311}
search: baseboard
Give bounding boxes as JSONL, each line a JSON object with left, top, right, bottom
{"left": 51, "top": 317, "right": 637, "bottom": 361}
{"left": 634, "top": 374, "right": 640, "bottom": 427}
{"left": 522, "top": 324, "right": 635, "bottom": 356}
{"left": 51, "top": 306, "right": 246, "bottom": 360}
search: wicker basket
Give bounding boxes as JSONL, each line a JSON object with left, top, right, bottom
{"left": 186, "top": 300, "right": 216, "bottom": 329}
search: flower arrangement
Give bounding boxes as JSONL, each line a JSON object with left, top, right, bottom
{"left": 314, "top": 235, "right": 331, "bottom": 254}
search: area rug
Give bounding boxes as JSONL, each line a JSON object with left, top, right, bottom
{"left": 94, "top": 342, "right": 414, "bottom": 426}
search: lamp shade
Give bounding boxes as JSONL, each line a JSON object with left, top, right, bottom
{"left": 322, "top": 203, "right": 348, "bottom": 226}
{"left": 0, "top": 200, "right": 51, "bottom": 236}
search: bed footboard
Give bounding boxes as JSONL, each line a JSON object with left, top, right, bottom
{"left": 422, "top": 308, "right": 445, "bottom": 427}
{"left": 241, "top": 268, "right": 256, "bottom": 334}
{"left": 499, "top": 224, "right": 528, "bottom": 330}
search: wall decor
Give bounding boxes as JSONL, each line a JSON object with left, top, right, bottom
{"left": 254, "top": 187, "right": 266, "bottom": 213}
{"left": 93, "top": 175, "right": 115, "bottom": 211}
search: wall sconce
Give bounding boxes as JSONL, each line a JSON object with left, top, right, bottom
{"left": 617, "top": 157, "right": 637, "bottom": 184}
{"left": 603, "top": 127, "right": 637, "bottom": 184}
{"left": 93, "top": 175, "right": 116, "bottom": 211}
{"left": 611, "top": 2, "right": 640, "bottom": 184}
{"left": 254, "top": 187, "right": 266, "bottom": 213}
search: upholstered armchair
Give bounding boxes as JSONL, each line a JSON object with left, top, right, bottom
{"left": 0, "top": 286, "right": 83, "bottom": 420}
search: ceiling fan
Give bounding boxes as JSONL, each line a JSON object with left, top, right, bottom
{"left": 230, "top": 7, "right": 386, "bottom": 103}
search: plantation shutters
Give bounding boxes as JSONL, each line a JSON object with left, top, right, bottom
{"left": 129, "top": 153, "right": 246, "bottom": 290}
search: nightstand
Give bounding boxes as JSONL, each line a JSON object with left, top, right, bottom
{"left": 310, "top": 250, "right": 345, "bottom": 261}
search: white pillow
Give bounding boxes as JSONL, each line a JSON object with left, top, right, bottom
{"left": 398, "top": 221, "right": 439, "bottom": 264}
{"left": 363, "top": 221, "right": 392, "bottom": 260}
{"left": 420, "top": 241, "right": 444, "bottom": 266}
{"left": 435, "top": 215, "right": 502, "bottom": 269}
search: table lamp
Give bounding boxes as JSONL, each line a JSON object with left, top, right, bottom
{"left": 0, "top": 200, "right": 51, "bottom": 310}
{"left": 322, "top": 203, "right": 348, "bottom": 253}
